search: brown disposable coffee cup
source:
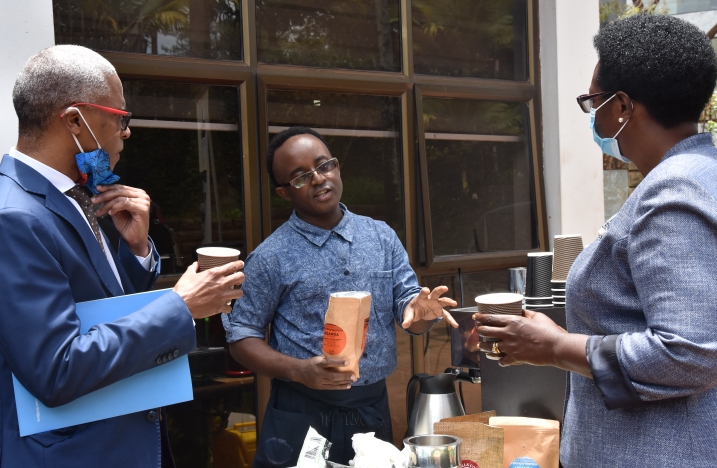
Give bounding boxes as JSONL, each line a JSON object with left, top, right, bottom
{"left": 196, "top": 247, "right": 242, "bottom": 308}
{"left": 475, "top": 293, "right": 524, "bottom": 343}
{"left": 196, "top": 247, "right": 241, "bottom": 272}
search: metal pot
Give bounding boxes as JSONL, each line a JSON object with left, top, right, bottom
{"left": 406, "top": 373, "right": 465, "bottom": 437}
{"left": 403, "top": 434, "right": 462, "bottom": 468}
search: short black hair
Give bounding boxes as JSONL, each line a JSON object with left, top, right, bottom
{"left": 266, "top": 126, "right": 328, "bottom": 186}
{"left": 594, "top": 14, "right": 717, "bottom": 128}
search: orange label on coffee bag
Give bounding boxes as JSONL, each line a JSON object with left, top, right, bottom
{"left": 323, "top": 323, "right": 347, "bottom": 355}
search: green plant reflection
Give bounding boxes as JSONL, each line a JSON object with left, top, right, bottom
{"left": 53, "top": 0, "right": 242, "bottom": 60}
{"left": 423, "top": 99, "right": 537, "bottom": 256}
{"left": 413, "top": 0, "right": 528, "bottom": 80}
{"left": 256, "top": 0, "right": 400, "bottom": 71}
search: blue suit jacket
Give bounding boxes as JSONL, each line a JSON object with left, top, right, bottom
{"left": 0, "top": 156, "right": 197, "bottom": 467}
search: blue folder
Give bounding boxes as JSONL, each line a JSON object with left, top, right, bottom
{"left": 12, "top": 289, "right": 194, "bottom": 436}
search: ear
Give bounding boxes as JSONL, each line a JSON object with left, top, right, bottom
{"left": 275, "top": 186, "right": 292, "bottom": 202}
{"left": 61, "top": 107, "right": 83, "bottom": 136}
{"left": 614, "top": 92, "right": 634, "bottom": 121}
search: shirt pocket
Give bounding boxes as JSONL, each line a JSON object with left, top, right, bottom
{"left": 370, "top": 270, "right": 394, "bottom": 326}
{"left": 288, "top": 275, "right": 330, "bottom": 320}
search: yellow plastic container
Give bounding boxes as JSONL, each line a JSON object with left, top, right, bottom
{"left": 212, "top": 421, "right": 256, "bottom": 468}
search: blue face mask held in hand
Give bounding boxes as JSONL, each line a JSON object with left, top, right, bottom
{"left": 590, "top": 93, "right": 631, "bottom": 164}
{"left": 69, "top": 108, "right": 120, "bottom": 194}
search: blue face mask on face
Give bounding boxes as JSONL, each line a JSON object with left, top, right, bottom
{"left": 590, "top": 93, "right": 631, "bottom": 164}
{"left": 69, "top": 108, "right": 120, "bottom": 194}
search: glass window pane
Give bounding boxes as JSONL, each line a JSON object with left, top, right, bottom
{"left": 257, "top": 0, "right": 400, "bottom": 71}
{"left": 117, "top": 81, "right": 244, "bottom": 277}
{"left": 412, "top": 0, "right": 528, "bottom": 80}
{"left": 117, "top": 80, "right": 251, "bottom": 468}
{"left": 423, "top": 98, "right": 538, "bottom": 257}
{"left": 53, "top": 0, "right": 242, "bottom": 60}
{"left": 463, "top": 270, "right": 511, "bottom": 303}
{"left": 267, "top": 91, "right": 405, "bottom": 243}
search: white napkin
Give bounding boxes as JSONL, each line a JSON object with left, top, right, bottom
{"left": 349, "top": 432, "right": 408, "bottom": 468}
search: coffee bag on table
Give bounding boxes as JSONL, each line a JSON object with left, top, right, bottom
{"left": 322, "top": 292, "right": 371, "bottom": 379}
{"left": 434, "top": 411, "right": 503, "bottom": 468}
{"left": 488, "top": 417, "right": 559, "bottom": 468}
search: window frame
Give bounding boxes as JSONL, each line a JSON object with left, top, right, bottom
{"left": 415, "top": 83, "right": 547, "bottom": 269}
{"left": 66, "top": 0, "right": 545, "bottom": 432}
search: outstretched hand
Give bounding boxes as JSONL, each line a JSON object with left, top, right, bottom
{"left": 402, "top": 286, "right": 458, "bottom": 330}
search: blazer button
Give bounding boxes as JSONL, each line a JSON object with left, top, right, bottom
{"left": 156, "top": 357, "right": 162, "bottom": 365}
{"left": 146, "top": 411, "right": 158, "bottom": 423}
{"left": 173, "top": 349, "right": 180, "bottom": 358}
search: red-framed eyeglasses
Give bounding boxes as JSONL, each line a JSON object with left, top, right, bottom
{"left": 61, "top": 103, "right": 132, "bottom": 131}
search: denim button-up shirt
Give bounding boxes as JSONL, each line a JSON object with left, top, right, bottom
{"left": 222, "top": 204, "right": 422, "bottom": 385}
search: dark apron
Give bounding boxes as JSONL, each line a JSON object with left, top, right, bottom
{"left": 253, "top": 379, "right": 392, "bottom": 468}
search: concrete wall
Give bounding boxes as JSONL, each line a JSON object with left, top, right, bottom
{"left": 539, "top": 0, "right": 604, "bottom": 247}
{"left": 664, "top": 0, "right": 717, "bottom": 14}
{"left": 0, "top": 0, "right": 55, "bottom": 156}
{"left": 603, "top": 169, "right": 628, "bottom": 220}
{"left": 674, "top": 9, "right": 717, "bottom": 30}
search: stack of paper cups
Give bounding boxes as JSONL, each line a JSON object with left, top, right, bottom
{"left": 551, "top": 235, "right": 583, "bottom": 281}
{"left": 551, "top": 235, "right": 582, "bottom": 307}
{"left": 525, "top": 252, "right": 553, "bottom": 309}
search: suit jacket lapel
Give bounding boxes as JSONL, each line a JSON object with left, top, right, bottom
{"left": 104, "top": 232, "right": 137, "bottom": 294}
{"left": 1, "top": 157, "right": 125, "bottom": 297}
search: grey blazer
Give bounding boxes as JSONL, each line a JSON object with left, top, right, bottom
{"left": 561, "top": 133, "right": 717, "bottom": 467}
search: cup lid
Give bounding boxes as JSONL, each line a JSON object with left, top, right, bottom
{"left": 475, "top": 293, "right": 524, "bottom": 305}
{"left": 196, "top": 246, "right": 241, "bottom": 257}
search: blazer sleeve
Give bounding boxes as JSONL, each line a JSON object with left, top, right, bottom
{"left": 0, "top": 208, "right": 196, "bottom": 407}
{"left": 117, "top": 236, "right": 160, "bottom": 293}
{"left": 611, "top": 174, "right": 717, "bottom": 404}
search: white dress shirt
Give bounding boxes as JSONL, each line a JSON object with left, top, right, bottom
{"left": 8, "top": 148, "right": 155, "bottom": 291}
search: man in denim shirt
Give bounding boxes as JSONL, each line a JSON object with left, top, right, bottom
{"left": 223, "top": 126, "right": 457, "bottom": 467}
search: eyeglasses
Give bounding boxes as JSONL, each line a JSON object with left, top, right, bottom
{"left": 576, "top": 91, "right": 615, "bottom": 113}
{"left": 280, "top": 158, "right": 339, "bottom": 189}
{"left": 61, "top": 103, "right": 132, "bottom": 131}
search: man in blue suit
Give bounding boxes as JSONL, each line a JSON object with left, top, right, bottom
{"left": 0, "top": 45, "right": 245, "bottom": 466}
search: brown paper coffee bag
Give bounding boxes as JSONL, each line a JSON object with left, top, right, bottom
{"left": 434, "top": 411, "right": 503, "bottom": 468}
{"left": 322, "top": 292, "right": 371, "bottom": 379}
{"left": 488, "top": 417, "right": 559, "bottom": 468}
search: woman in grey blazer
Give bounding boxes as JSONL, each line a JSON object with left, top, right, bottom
{"left": 475, "top": 14, "right": 717, "bottom": 467}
